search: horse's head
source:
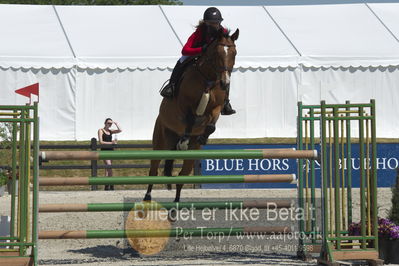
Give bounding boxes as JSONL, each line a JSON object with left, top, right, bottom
{"left": 202, "top": 28, "right": 239, "bottom": 90}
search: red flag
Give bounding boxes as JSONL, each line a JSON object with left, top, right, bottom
{"left": 15, "top": 83, "right": 39, "bottom": 98}
{"left": 15, "top": 83, "right": 39, "bottom": 104}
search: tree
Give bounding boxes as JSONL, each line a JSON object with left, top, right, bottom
{"left": 0, "top": 0, "right": 182, "bottom": 5}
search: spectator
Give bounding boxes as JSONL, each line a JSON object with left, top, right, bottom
{"left": 98, "top": 118, "right": 121, "bottom": 190}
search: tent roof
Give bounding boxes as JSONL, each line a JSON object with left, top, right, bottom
{"left": 368, "top": 3, "right": 399, "bottom": 42}
{"left": 268, "top": 3, "right": 399, "bottom": 67}
{"left": 56, "top": 5, "right": 182, "bottom": 69}
{"left": 1, "top": 3, "right": 399, "bottom": 69}
{"left": 162, "top": 6, "right": 300, "bottom": 68}
{"left": 0, "top": 5, "right": 74, "bottom": 68}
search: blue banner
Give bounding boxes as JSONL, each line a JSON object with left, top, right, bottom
{"left": 200, "top": 143, "right": 399, "bottom": 189}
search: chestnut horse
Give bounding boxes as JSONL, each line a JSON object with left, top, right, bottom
{"left": 144, "top": 28, "right": 239, "bottom": 202}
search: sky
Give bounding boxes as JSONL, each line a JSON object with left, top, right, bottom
{"left": 182, "top": 0, "right": 399, "bottom": 5}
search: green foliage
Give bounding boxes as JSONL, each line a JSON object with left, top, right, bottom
{"left": 0, "top": 169, "right": 7, "bottom": 186}
{"left": 0, "top": 123, "right": 13, "bottom": 156}
{"left": 389, "top": 169, "right": 399, "bottom": 225}
{"left": 0, "top": 0, "right": 182, "bottom": 5}
{"left": 0, "top": 123, "right": 14, "bottom": 167}
{"left": 0, "top": 122, "right": 13, "bottom": 143}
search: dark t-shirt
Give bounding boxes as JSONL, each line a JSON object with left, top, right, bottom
{"left": 101, "top": 129, "right": 113, "bottom": 151}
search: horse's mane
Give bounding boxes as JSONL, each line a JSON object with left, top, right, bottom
{"left": 195, "top": 22, "right": 232, "bottom": 40}
{"left": 218, "top": 28, "right": 231, "bottom": 39}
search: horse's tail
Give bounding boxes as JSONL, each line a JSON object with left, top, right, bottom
{"left": 163, "top": 159, "right": 174, "bottom": 190}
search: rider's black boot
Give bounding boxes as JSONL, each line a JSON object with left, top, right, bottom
{"left": 160, "top": 60, "right": 184, "bottom": 98}
{"left": 221, "top": 99, "right": 236, "bottom": 115}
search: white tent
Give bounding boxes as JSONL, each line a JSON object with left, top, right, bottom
{"left": 0, "top": 4, "right": 398, "bottom": 140}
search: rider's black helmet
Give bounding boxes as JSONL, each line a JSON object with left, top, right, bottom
{"left": 203, "top": 7, "right": 223, "bottom": 22}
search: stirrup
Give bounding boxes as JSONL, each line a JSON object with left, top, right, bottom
{"left": 221, "top": 101, "right": 236, "bottom": 115}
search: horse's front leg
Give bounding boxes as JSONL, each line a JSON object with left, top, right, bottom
{"left": 144, "top": 159, "right": 161, "bottom": 201}
{"left": 177, "top": 110, "right": 196, "bottom": 150}
{"left": 197, "top": 106, "right": 222, "bottom": 145}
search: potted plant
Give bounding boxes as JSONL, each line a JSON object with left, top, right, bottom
{"left": 349, "top": 169, "right": 399, "bottom": 264}
{"left": 389, "top": 168, "right": 399, "bottom": 227}
{"left": 381, "top": 168, "right": 399, "bottom": 264}
{"left": 378, "top": 218, "right": 399, "bottom": 264}
{"left": 349, "top": 218, "right": 399, "bottom": 264}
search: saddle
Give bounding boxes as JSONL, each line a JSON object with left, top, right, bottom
{"left": 173, "top": 56, "right": 198, "bottom": 96}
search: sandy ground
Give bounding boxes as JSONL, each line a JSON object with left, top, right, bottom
{"left": 0, "top": 188, "right": 395, "bottom": 266}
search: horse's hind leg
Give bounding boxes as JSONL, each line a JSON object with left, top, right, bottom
{"left": 175, "top": 140, "right": 201, "bottom": 202}
{"left": 163, "top": 127, "right": 181, "bottom": 191}
{"left": 174, "top": 159, "right": 196, "bottom": 202}
{"left": 164, "top": 159, "right": 174, "bottom": 190}
{"left": 144, "top": 159, "right": 161, "bottom": 201}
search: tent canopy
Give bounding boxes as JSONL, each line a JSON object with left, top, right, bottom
{"left": 0, "top": 5, "right": 74, "bottom": 68}
{"left": 268, "top": 3, "right": 399, "bottom": 67}
{"left": 1, "top": 4, "right": 399, "bottom": 140}
{"left": 56, "top": 5, "right": 182, "bottom": 69}
{"left": 1, "top": 3, "right": 399, "bottom": 69}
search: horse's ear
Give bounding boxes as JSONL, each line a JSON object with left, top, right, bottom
{"left": 217, "top": 27, "right": 225, "bottom": 39}
{"left": 231, "top": 29, "right": 239, "bottom": 41}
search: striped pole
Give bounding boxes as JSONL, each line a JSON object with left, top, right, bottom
{"left": 39, "top": 200, "right": 293, "bottom": 212}
{"left": 40, "top": 149, "right": 318, "bottom": 161}
{"left": 39, "top": 174, "right": 296, "bottom": 186}
{"left": 39, "top": 226, "right": 291, "bottom": 239}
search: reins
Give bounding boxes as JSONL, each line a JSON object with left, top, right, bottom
{"left": 194, "top": 39, "right": 235, "bottom": 87}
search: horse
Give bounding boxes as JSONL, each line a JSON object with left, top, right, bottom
{"left": 144, "top": 28, "right": 239, "bottom": 202}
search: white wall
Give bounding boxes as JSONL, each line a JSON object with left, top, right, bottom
{"left": 3, "top": 65, "right": 398, "bottom": 141}
{"left": 299, "top": 66, "right": 399, "bottom": 138}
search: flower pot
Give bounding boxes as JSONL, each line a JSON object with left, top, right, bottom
{"left": 379, "top": 237, "right": 399, "bottom": 264}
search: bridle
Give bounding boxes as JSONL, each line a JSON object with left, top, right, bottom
{"left": 195, "top": 40, "right": 236, "bottom": 83}
{"left": 215, "top": 43, "right": 236, "bottom": 73}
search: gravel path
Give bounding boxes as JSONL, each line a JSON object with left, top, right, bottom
{"left": 0, "top": 188, "right": 394, "bottom": 265}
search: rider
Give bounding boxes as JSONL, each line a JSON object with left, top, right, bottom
{"left": 160, "top": 7, "right": 236, "bottom": 115}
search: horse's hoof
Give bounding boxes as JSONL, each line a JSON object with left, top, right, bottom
{"left": 143, "top": 194, "right": 151, "bottom": 201}
{"left": 166, "top": 184, "right": 172, "bottom": 190}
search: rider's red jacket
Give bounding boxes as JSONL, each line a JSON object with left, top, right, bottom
{"left": 182, "top": 26, "right": 227, "bottom": 56}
